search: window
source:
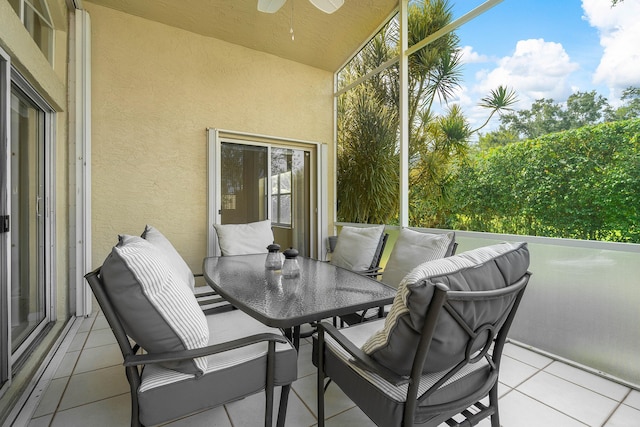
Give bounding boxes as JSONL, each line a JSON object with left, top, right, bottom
{"left": 271, "top": 170, "right": 292, "bottom": 227}
{"left": 10, "top": 0, "right": 54, "bottom": 63}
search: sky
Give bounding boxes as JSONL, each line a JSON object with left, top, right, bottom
{"left": 447, "top": 0, "right": 640, "bottom": 133}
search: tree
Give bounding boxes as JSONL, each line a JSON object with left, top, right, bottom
{"left": 337, "top": 0, "right": 517, "bottom": 226}
{"left": 610, "top": 87, "right": 640, "bottom": 121}
{"left": 565, "top": 90, "right": 609, "bottom": 128}
{"left": 477, "top": 127, "right": 519, "bottom": 151}
{"left": 494, "top": 91, "right": 613, "bottom": 140}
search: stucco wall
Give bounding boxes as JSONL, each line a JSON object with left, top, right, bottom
{"left": 86, "top": 3, "right": 335, "bottom": 272}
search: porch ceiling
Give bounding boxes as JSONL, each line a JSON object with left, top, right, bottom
{"left": 85, "top": 0, "right": 398, "bottom": 72}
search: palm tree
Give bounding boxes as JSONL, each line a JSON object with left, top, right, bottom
{"left": 337, "top": 0, "right": 517, "bottom": 227}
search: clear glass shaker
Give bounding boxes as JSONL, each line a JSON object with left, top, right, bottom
{"left": 265, "top": 243, "right": 282, "bottom": 270}
{"left": 282, "top": 248, "right": 300, "bottom": 278}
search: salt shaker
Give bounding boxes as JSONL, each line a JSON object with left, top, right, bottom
{"left": 265, "top": 243, "right": 282, "bottom": 270}
{"left": 282, "top": 248, "right": 300, "bottom": 278}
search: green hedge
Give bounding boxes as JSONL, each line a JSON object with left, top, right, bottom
{"left": 450, "top": 119, "right": 640, "bottom": 242}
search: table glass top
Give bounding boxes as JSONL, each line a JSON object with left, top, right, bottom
{"left": 203, "top": 254, "right": 396, "bottom": 328}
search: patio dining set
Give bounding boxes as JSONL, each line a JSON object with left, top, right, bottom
{"left": 85, "top": 221, "right": 531, "bottom": 427}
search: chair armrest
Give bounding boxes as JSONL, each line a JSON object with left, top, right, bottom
{"left": 318, "top": 323, "right": 409, "bottom": 386}
{"left": 123, "top": 333, "right": 290, "bottom": 367}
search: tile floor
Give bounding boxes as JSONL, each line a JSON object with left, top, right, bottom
{"left": 12, "top": 311, "right": 640, "bottom": 427}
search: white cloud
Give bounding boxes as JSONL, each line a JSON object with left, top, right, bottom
{"left": 472, "top": 38, "right": 579, "bottom": 110}
{"left": 459, "top": 45, "right": 489, "bottom": 64}
{"left": 582, "top": 0, "right": 640, "bottom": 89}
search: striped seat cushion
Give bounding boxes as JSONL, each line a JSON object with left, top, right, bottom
{"left": 362, "top": 242, "right": 529, "bottom": 376}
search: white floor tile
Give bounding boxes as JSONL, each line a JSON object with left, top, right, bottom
{"left": 66, "top": 331, "right": 88, "bottom": 352}
{"left": 92, "top": 315, "right": 111, "bottom": 331}
{"left": 324, "top": 406, "right": 377, "bottom": 426}
{"left": 225, "top": 386, "right": 315, "bottom": 427}
{"left": 27, "top": 414, "right": 53, "bottom": 427}
{"left": 50, "top": 394, "right": 131, "bottom": 427}
{"left": 498, "top": 390, "right": 586, "bottom": 427}
{"left": 58, "top": 365, "right": 129, "bottom": 410}
{"left": 623, "top": 389, "right": 640, "bottom": 410}
{"left": 84, "top": 328, "right": 117, "bottom": 349}
{"left": 544, "top": 361, "right": 630, "bottom": 401}
{"left": 162, "top": 405, "right": 232, "bottom": 427}
{"left": 604, "top": 404, "right": 640, "bottom": 427}
{"left": 52, "top": 351, "right": 80, "bottom": 379}
{"left": 76, "top": 316, "right": 96, "bottom": 334}
{"left": 32, "top": 377, "right": 69, "bottom": 417}
{"left": 518, "top": 371, "right": 619, "bottom": 426}
{"left": 293, "top": 373, "right": 355, "bottom": 418}
{"left": 499, "top": 355, "right": 540, "bottom": 388}
{"left": 72, "top": 343, "right": 122, "bottom": 374}
{"left": 503, "top": 343, "right": 553, "bottom": 369}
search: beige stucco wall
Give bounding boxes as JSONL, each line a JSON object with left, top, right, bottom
{"left": 86, "top": 3, "right": 335, "bottom": 271}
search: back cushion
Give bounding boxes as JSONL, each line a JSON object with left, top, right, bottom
{"left": 101, "top": 236, "right": 209, "bottom": 376}
{"left": 382, "top": 229, "right": 455, "bottom": 289}
{"left": 213, "top": 220, "right": 274, "bottom": 256}
{"left": 330, "top": 225, "right": 385, "bottom": 271}
{"left": 142, "top": 225, "right": 195, "bottom": 291}
{"left": 362, "top": 242, "right": 529, "bottom": 376}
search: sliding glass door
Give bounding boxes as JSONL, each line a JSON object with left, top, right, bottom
{"left": 9, "top": 85, "right": 47, "bottom": 357}
{"left": 218, "top": 141, "right": 312, "bottom": 256}
{"left": 208, "top": 129, "right": 324, "bottom": 258}
{"left": 1, "top": 64, "right": 53, "bottom": 391}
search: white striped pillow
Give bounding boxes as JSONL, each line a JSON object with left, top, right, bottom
{"left": 142, "top": 225, "right": 195, "bottom": 291}
{"left": 102, "top": 236, "right": 209, "bottom": 375}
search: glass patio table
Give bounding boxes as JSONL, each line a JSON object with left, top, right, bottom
{"left": 202, "top": 254, "right": 396, "bottom": 349}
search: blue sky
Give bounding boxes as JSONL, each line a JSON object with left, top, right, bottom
{"left": 445, "top": 0, "right": 640, "bottom": 132}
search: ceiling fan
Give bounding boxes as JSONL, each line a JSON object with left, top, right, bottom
{"left": 258, "top": 0, "right": 345, "bottom": 14}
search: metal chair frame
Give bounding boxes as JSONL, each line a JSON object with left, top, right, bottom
{"left": 316, "top": 272, "right": 531, "bottom": 427}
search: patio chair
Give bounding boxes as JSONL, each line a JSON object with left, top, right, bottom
{"left": 314, "top": 242, "right": 531, "bottom": 427}
{"left": 338, "top": 228, "right": 456, "bottom": 326}
{"left": 87, "top": 235, "right": 297, "bottom": 427}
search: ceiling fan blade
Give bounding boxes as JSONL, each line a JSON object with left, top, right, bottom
{"left": 258, "top": 0, "right": 287, "bottom": 13}
{"left": 309, "top": 0, "right": 344, "bottom": 14}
